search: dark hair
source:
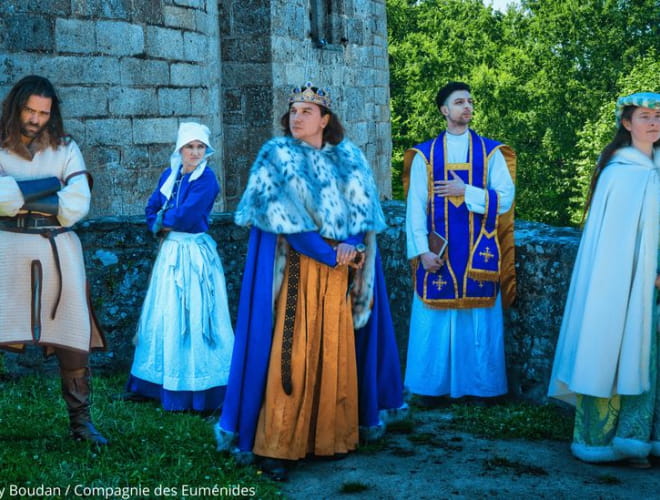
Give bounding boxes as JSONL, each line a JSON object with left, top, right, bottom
{"left": 0, "top": 75, "right": 65, "bottom": 151}
{"left": 436, "top": 81, "right": 471, "bottom": 112}
{"left": 280, "top": 100, "right": 345, "bottom": 146}
{"left": 583, "top": 104, "right": 660, "bottom": 220}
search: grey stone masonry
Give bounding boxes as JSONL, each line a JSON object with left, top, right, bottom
{"left": 2, "top": 0, "right": 392, "bottom": 216}
{"left": 221, "top": 0, "right": 393, "bottom": 208}
{"left": 0, "top": 0, "right": 223, "bottom": 216}
{"left": 0, "top": 204, "right": 580, "bottom": 407}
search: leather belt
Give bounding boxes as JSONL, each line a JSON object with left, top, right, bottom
{"left": 0, "top": 214, "right": 60, "bottom": 229}
{"left": 0, "top": 215, "right": 70, "bottom": 320}
{"left": 281, "top": 248, "right": 300, "bottom": 396}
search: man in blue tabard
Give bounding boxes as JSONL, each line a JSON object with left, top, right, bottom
{"left": 403, "top": 81, "right": 516, "bottom": 405}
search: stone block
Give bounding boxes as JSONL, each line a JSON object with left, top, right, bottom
{"left": 170, "top": 63, "right": 204, "bottom": 87}
{"left": 72, "top": 0, "right": 130, "bottom": 19}
{"left": 222, "top": 37, "right": 271, "bottom": 63}
{"left": 1, "top": 14, "right": 53, "bottom": 52}
{"left": 133, "top": 117, "right": 178, "bottom": 145}
{"left": 120, "top": 58, "right": 169, "bottom": 86}
{"left": 0, "top": 54, "right": 36, "bottom": 85}
{"left": 195, "top": 9, "right": 215, "bottom": 34}
{"left": 86, "top": 118, "right": 132, "bottom": 146}
{"left": 191, "top": 87, "right": 212, "bottom": 115}
{"left": 2, "top": 0, "right": 70, "bottom": 16}
{"left": 229, "top": 1, "right": 271, "bottom": 35}
{"left": 222, "top": 62, "right": 271, "bottom": 86}
{"left": 59, "top": 86, "right": 110, "bottom": 118}
{"left": 97, "top": 21, "right": 144, "bottom": 56}
{"left": 244, "top": 85, "right": 275, "bottom": 126}
{"left": 120, "top": 145, "right": 150, "bottom": 170}
{"left": 108, "top": 87, "right": 158, "bottom": 116}
{"left": 145, "top": 26, "right": 184, "bottom": 60}
{"left": 183, "top": 31, "right": 208, "bottom": 63}
{"left": 222, "top": 87, "right": 243, "bottom": 115}
{"left": 36, "top": 56, "right": 121, "bottom": 85}
{"left": 85, "top": 146, "right": 121, "bottom": 171}
{"left": 346, "top": 18, "right": 364, "bottom": 45}
{"left": 158, "top": 87, "right": 192, "bottom": 116}
{"left": 131, "top": 0, "right": 163, "bottom": 24}
{"left": 64, "top": 119, "right": 86, "bottom": 145}
{"left": 163, "top": 5, "right": 196, "bottom": 30}
{"left": 56, "top": 19, "right": 96, "bottom": 54}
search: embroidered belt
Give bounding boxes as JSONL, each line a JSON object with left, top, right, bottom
{"left": 281, "top": 248, "right": 300, "bottom": 395}
{"left": 0, "top": 214, "right": 60, "bottom": 229}
{"left": 0, "top": 215, "right": 71, "bottom": 320}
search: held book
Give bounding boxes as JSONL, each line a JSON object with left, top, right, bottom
{"left": 428, "top": 231, "right": 448, "bottom": 257}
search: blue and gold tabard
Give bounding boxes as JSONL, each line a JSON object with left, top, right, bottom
{"left": 409, "top": 130, "right": 505, "bottom": 309}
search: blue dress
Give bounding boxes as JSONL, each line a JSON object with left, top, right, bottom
{"left": 127, "top": 164, "right": 234, "bottom": 411}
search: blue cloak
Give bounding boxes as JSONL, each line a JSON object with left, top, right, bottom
{"left": 218, "top": 227, "right": 404, "bottom": 453}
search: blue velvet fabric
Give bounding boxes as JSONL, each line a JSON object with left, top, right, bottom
{"left": 355, "top": 251, "right": 405, "bottom": 427}
{"left": 145, "top": 165, "right": 219, "bottom": 234}
{"left": 126, "top": 374, "right": 226, "bottom": 412}
{"left": 218, "top": 227, "right": 403, "bottom": 452}
{"left": 414, "top": 130, "right": 503, "bottom": 303}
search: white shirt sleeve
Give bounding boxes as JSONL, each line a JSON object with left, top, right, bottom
{"left": 57, "top": 142, "right": 91, "bottom": 227}
{"left": 0, "top": 176, "right": 23, "bottom": 217}
{"left": 464, "top": 148, "right": 515, "bottom": 214}
{"left": 405, "top": 153, "right": 431, "bottom": 259}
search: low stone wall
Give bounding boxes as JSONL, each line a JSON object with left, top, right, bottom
{"left": 1, "top": 201, "right": 581, "bottom": 404}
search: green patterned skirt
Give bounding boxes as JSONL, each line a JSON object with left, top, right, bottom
{"left": 572, "top": 292, "right": 660, "bottom": 463}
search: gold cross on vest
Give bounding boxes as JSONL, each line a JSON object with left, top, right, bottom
{"left": 479, "top": 246, "right": 494, "bottom": 263}
{"left": 433, "top": 276, "right": 447, "bottom": 291}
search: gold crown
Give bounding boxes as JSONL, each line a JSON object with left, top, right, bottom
{"left": 288, "top": 81, "right": 332, "bottom": 109}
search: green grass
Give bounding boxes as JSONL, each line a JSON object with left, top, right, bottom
{"left": 0, "top": 371, "right": 575, "bottom": 497}
{"left": 447, "top": 401, "right": 573, "bottom": 441}
{"left": 0, "top": 372, "right": 282, "bottom": 499}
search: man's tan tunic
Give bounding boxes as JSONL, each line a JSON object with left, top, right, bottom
{"left": 0, "top": 139, "right": 104, "bottom": 353}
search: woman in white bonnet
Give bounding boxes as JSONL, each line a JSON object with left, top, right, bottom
{"left": 122, "top": 122, "right": 234, "bottom": 412}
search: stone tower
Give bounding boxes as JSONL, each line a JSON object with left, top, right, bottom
{"left": 0, "top": 0, "right": 392, "bottom": 216}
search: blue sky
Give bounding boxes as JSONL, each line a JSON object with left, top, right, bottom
{"left": 484, "top": 0, "right": 520, "bottom": 12}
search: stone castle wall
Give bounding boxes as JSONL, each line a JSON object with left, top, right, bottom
{"left": 220, "top": 0, "right": 392, "bottom": 206}
{"left": 1, "top": 0, "right": 392, "bottom": 215}
{"left": 0, "top": 0, "right": 224, "bottom": 215}
{"left": 1, "top": 204, "right": 582, "bottom": 405}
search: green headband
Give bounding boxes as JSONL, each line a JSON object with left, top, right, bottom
{"left": 615, "top": 92, "right": 660, "bottom": 126}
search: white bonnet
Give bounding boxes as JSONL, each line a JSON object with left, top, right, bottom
{"left": 169, "top": 122, "right": 215, "bottom": 174}
{"left": 162, "top": 122, "right": 215, "bottom": 198}
{"left": 173, "top": 122, "right": 215, "bottom": 155}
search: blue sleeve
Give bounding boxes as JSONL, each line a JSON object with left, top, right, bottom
{"left": 284, "top": 232, "right": 366, "bottom": 266}
{"left": 162, "top": 169, "right": 220, "bottom": 232}
{"left": 284, "top": 232, "right": 337, "bottom": 267}
{"left": 343, "top": 233, "right": 365, "bottom": 247}
{"left": 144, "top": 169, "right": 171, "bottom": 232}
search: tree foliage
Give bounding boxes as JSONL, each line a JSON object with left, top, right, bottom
{"left": 388, "top": 0, "right": 660, "bottom": 225}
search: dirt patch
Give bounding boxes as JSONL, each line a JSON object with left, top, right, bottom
{"left": 279, "top": 407, "right": 660, "bottom": 499}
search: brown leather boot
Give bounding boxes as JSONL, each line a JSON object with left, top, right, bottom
{"left": 60, "top": 367, "right": 109, "bottom": 446}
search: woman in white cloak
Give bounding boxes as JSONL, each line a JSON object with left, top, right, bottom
{"left": 548, "top": 92, "right": 660, "bottom": 466}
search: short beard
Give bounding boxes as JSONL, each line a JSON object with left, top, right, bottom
{"left": 20, "top": 124, "right": 46, "bottom": 140}
{"left": 448, "top": 116, "right": 470, "bottom": 128}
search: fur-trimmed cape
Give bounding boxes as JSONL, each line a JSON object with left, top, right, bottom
{"left": 216, "top": 137, "right": 406, "bottom": 458}
{"left": 235, "top": 136, "right": 387, "bottom": 238}
{"left": 234, "top": 136, "right": 387, "bottom": 329}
